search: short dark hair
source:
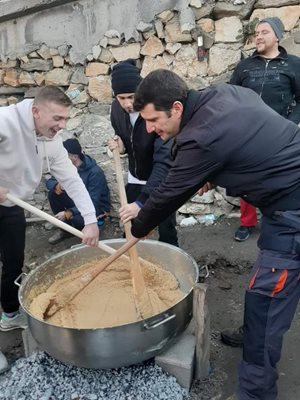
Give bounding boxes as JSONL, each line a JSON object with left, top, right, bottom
{"left": 133, "top": 69, "right": 188, "bottom": 112}
{"left": 34, "top": 85, "right": 72, "bottom": 107}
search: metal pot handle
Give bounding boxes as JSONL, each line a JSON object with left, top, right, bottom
{"left": 143, "top": 313, "right": 175, "bottom": 330}
{"left": 14, "top": 272, "right": 27, "bottom": 287}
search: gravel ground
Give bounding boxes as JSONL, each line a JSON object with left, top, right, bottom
{"left": 0, "top": 352, "right": 188, "bottom": 400}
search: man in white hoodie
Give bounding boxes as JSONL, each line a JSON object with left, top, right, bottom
{"left": 0, "top": 86, "right": 99, "bottom": 373}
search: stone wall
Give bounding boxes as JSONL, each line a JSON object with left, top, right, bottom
{"left": 0, "top": 0, "right": 300, "bottom": 223}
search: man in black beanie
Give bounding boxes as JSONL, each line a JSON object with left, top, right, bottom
{"left": 108, "top": 59, "right": 178, "bottom": 246}
{"left": 47, "top": 138, "right": 110, "bottom": 244}
{"left": 221, "top": 16, "right": 300, "bottom": 347}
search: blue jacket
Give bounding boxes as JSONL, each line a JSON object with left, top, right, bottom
{"left": 131, "top": 85, "right": 300, "bottom": 238}
{"left": 230, "top": 46, "right": 300, "bottom": 124}
{"left": 46, "top": 154, "right": 110, "bottom": 218}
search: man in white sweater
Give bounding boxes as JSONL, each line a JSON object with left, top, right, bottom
{"left": 0, "top": 86, "right": 99, "bottom": 372}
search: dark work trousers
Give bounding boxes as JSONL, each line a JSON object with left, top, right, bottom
{"left": 48, "top": 190, "right": 84, "bottom": 230}
{"left": 126, "top": 183, "right": 179, "bottom": 247}
{"left": 238, "top": 210, "right": 300, "bottom": 400}
{"left": 0, "top": 205, "right": 26, "bottom": 313}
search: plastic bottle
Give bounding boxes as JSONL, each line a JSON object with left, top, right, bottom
{"left": 66, "top": 88, "right": 82, "bottom": 100}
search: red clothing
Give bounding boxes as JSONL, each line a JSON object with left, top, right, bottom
{"left": 240, "top": 198, "right": 257, "bottom": 227}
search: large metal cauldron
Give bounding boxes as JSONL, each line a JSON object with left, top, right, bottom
{"left": 18, "top": 239, "right": 198, "bottom": 369}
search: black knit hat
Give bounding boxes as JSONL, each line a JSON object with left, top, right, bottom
{"left": 259, "top": 17, "right": 284, "bottom": 41}
{"left": 63, "top": 138, "right": 83, "bottom": 158}
{"left": 111, "top": 59, "right": 142, "bottom": 96}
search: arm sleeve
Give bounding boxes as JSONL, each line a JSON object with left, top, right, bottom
{"left": 49, "top": 144, "right": 96, "bottom": 225}
{"left": 69, "top": 169, "right": 110, "bottom": 217}
{"left": 229, "top": 62, "right": 243, "bottom": 85}
{"left": 110, "top": 101, "right": 128, "bottom": 153}
{"left": 131, "top": 140, "right": 222, "bottom": 238}
{"left": 136, "top": 137, "right": 173, "bottom": 204}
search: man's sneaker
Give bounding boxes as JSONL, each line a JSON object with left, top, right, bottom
{"left": 234, "top": 226, "right": 253, "bottom": 242}
{"left": 221, "top": 325, "right": 244, "bottom": 347}
{"left": 0, "top": 312, "right": 28, "bottom": 331}
{"left": 0, "top": 352, "right": 9, "bottom": 374}
{"left": 48, "top": 229, "right": 71, "bottom": 245}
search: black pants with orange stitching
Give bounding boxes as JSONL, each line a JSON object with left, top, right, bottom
{"left": 238, "top": 211, "right": 300, "bottom": 400}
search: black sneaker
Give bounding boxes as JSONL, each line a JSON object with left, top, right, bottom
{"left": 221, "top": 325, "right": 244, "bottom": 347}
{"left": 234, "top": 226, "right": 253, "bottom": 242}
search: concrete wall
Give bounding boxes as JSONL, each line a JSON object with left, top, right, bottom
{"left": 0, "top": 0, "right": 183, "bottom": 63}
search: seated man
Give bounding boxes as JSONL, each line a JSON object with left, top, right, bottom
{"left": 47, "top": 138, "right": 110, "bottom": 244}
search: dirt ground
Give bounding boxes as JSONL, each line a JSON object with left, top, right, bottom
{"left": 0, "top": 217, "right": 299, "bottom": 399}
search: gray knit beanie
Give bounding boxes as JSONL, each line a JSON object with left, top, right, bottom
{"left": 259, "top": 17, "right": 284, "bottom": 41}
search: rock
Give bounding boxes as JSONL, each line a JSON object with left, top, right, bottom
{"left": 99, "top": 48, "right": 114, "bottom": 64}
{"left": 191, "top": 3, "right": 214, "bottom": 20}
{"left": 180, "top": 216, "right": 198, "bottom": 227}
{"left": 68, "top": 48, "right": 85, "bottom": 65}
{"left": 141, "top": 36, "right": 164, "bottom": 57}
{"left": 45, "top": 68, "right": 72, "bottom": 86}
{"left": 197, "top": 18, "right": 215, "bottom": 33}
{"left": 86, "top": 62, "right": 110, "bottom": 77}
{"left": 71, "top": 67, "right": 89, "bottom": 85}
{"left": 66, "top": 115, "right": 84, "bottom": 131}
{"left": 28, "top": 51, "right": 39, "bottom": 58}
{"left": 110, "top": 43, "right": 140, "bottom": 61}
{"left": 58, "top": 44, "right": 69, "bottom": 57}
{"left": 88, "top": 76, "right": 112, "bottom": 102}
{"left": 154, "top": 19, "right": 164, "bottom": 38}
{"left": 140, "top": 56, "right": 169, "bottom": 77}
{"left": 208, "top": 44, "right": 241, "bottom": 75}
{"left": 191, "top": 190, "right": 215, "bottom": 204}
{"left": 143, "top": 28, "right": 157, "bottom": 40}
{"left": 52, "top": 55, "right": 64, "bottom": 68}
{"left": 165, "top": 16, "right": 193, "bottom": 43}
{"left": 255, "top": 0, "right": 300, "bottom": 8}
{"left": 137, "top": 21, "right": 153, "bottom": 33}
{"left": 99, "top": 37, "right": 108, "bottom": 48}
{"left": 215, "top": 17, "right": 243, "bottom": 43}
{"left": 107, "top": 37, "right": 122, "bottom": 47}
{"left": 72, "top": 90, "right": 90, "bottom": 106}
{"left": 213, "top": 0, "right": 256, "bottom": 19}
{"left": 88, "top": 102, "right": 111, "bottom": 116}
{"left": 280, "top": 36, "right": 300, "bottom": 57}
{"left": 186, "top": 75, "right": 208, "bottom": 90}
{"left": 37, "top": 44, "right": 51, "bottom": 60}
{"left": 179, "top": 4, "right": 196, "bottom": 34}
{"left": 20, "top": 55, "right": 29, "bottom": 63}
{"left": 33, "top": 72, "right": 46, "bottom": 86}
{"left": 250, "top": 5, "right": 300, "bottom": 31}
{"left": 166, "top": 42, "right": 182, "bottom": 55}
{"left": 162, "top": 52, "right": 174, "bottom": 66}
{"left": 0, "top": 70, "right": 4, "bottom": 84}
{"left": 157, "top": 10, "right": 175, "bottom": 23}
{"left": 105, "top": 29, "right": 121, "bottom": 38}
{"left": 21, "top": 59, "right": 52, "bottom": 72}
{"left": 0, "top": 98, "right": 8, "bottom": 107}
{"left": 203, "top": 32, "right": 215, "bottom": 49}
{"left": 0, "top": 59, "right": 17, "bottom": 69}
{"left": 7, "top": 96, "right": 19, "bottom": 105}
{"left": 4, "top": 70, "right": 19, "bottom": 87}
{"left": 189, "top": 0, "right": 202, "bottom": 8}
{"left": 294, "top": 29, "right": 300, "bottom": 43}
{"left": 19, "top": 72, "right": 35, "bottom": 86}
{"left": 49, "top": 48, "right": 59, "bottom": 56}
{"left": 92, "top": 45, "right": 101, "bottom": 60}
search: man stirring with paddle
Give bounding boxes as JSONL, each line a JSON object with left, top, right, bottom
{"left": 0, "top": 86, "right": 99, "bottom": 373}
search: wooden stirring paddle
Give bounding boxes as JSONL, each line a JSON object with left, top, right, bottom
{"left": 113, "top": 148, "right": 153, "bottom": 319}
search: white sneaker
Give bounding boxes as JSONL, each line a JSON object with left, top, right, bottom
{"left": 0, "top": 352, "right": 9, "bottom": 374}
{"left": 0, "top": 312, "right": 28, "bottom": 331}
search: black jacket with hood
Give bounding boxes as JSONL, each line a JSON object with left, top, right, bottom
{"left": 131, "top": 84, "right": 300, "bottom": 238}
{"left": 230, "top": 46, "right": 300, "bottom": 124}
{"left": 110, "top": 98, "right": 173, "bottom": 204}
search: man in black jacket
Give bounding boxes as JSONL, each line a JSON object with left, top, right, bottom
{"left": 130, "top": 69, "right": 300, "bottom": 400}
{"left": 108, "top": 59, "right": 178, "bottom": 246}
{"left": 222, "top": 17, "right": 300, "bottom": 347}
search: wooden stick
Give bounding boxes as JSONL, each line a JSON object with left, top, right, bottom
{"left": 113, "top": 148, "right": 153, "bottom": 319}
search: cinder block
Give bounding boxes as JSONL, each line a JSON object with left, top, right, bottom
{"left": 22, "top": 327, "right": 40, "bottom": 357}
{"left": 155, "top": 332, "right": 196, "bottom": 390}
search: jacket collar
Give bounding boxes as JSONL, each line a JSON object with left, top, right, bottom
{"left": 180, "top": 89, "right": 202, "bottom": 131}
{"left": 251, "top": 45, "right": 288, "bottom": 61}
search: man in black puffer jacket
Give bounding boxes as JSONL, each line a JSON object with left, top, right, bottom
{"left": 130, "top": 69, "right": 300, "bottom": 400}
{"left": 108, "top": 59, "right": 178, "bottom": 246}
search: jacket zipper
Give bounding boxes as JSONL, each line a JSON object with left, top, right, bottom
{"left": 259, "top": 59, "right": 270, "bottom": 97}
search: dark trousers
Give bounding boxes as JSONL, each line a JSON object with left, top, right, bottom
{"left": 238, "top": 211, "right": 300, "bottom": 400}
{"left": 0, "top": 205, "right": 26, "bottom": 313}
{"left": 48, "top": 190, "right": 84, "bottom": 230}
{"left": 126, "top": 183, "right": 178, "bottom": 247}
